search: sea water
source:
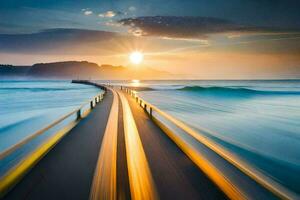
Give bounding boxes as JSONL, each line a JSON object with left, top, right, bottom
{"left": 130, "top": 80, "right": 300, "bottom": 194}
{"left": 0, "top": 81, "right": 101, "bottom": 153}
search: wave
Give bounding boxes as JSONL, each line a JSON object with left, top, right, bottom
{"left": 0, "top": 115, "right": 42, "bottom": 134}
{"left": 177, "top": 86, "right": 300, "bottom": 95}
{"left": 0, "top": 87, "right": 81, "bottom": 92}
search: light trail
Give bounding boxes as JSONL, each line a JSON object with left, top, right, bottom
{"left": 117, "top": 90, "right": 158, "bottom": 200}
{"left": 90, "top": 88, "right": 119, "bottom": 200}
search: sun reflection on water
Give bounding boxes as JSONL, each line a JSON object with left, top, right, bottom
{"left": 131, "top": 79, "right": 141, "bottom": 87}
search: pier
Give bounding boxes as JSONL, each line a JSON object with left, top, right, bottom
{"left": 0, "top": 80, "right": 298, "bottom": 200}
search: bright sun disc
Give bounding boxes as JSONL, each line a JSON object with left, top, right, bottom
{"left": 129, "top": 51, "right": 143, "bottom": 64}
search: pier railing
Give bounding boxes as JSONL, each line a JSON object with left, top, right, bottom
{"left": 122, "top": 86, "right": 298, "bottom": 200}
{"left": 0, "top": 90, "right": 105, "bottom": 197}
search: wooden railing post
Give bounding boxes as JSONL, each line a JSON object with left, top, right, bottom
{"left": 77, "top": 109, "right": 81, "bottom": 120}
{"left": 90, "top": 101, "right": 94, "bottom": 109}
{"left": 149, "top": 107, "right": 153, "bottom": 119}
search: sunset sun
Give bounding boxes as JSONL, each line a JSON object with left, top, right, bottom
{"left": 129, "top": 51, "right": 144, "bottom": 65}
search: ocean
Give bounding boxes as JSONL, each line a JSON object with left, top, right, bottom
{"left": 119, "top": 80, "right": 300, "bottom": 194}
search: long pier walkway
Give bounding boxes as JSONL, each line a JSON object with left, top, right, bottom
{"left": 1, "top": 81, "right": 297, "bottom": 200}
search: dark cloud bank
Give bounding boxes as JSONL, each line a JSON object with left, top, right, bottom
{"left": 0, "top": 28, "right": 126, "bottom": 54}
{"left": 119, "top": 16, "right": 300, "bottom": 39}
{"left": 0, "top": 16, "right": 299, "bottom": 54}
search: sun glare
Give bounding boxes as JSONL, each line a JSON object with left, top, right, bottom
{"left": 129, "top": 51, "right": 144, "bottom": 65}
{"left": 131, "top": 79, "right": 140, "bottom": 87}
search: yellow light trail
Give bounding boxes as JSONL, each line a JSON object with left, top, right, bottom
{"left": 117, "top": 90, "right": 158, "bottom": 200}
{"left": 90, "top": 89, "right": 119, "bottom": 200}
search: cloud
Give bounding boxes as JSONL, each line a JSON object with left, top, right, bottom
{"left": 104, "top": 20, "right": 122, "bottom": 27}
{"left": 82, "top": 9, "right": 93, "bottom": 16}
{"left": 119, "top": 16, "right": 299, "bottom": 39}
{"left": 98, "top": 10, "right": 123, "bottom": 18}
{"left": 84, "top": 11, "right": 93, "bottom": 15}
{"left": 128, "top": 6, "right": 136, "bottom": 12}
{"left": 0, "top": 28, "right": 128, "bottom": 55}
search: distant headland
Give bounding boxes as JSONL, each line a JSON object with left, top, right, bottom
{"left": 0, "top": 61, "right": 173, "bottom": 80}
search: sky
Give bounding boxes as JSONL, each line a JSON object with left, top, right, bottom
{"left": 0, "top": 0, "right": 300, "bottom": 79}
